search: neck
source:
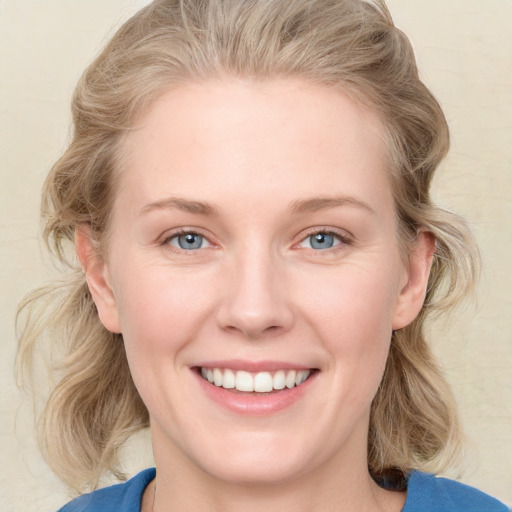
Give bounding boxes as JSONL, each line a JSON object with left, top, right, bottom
{"left": 147, "top": 443, "right": 405, "bottom": 512}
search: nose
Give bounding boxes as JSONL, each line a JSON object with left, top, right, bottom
{"left": 216, "top": 246, "right": 294, "bottom": 340}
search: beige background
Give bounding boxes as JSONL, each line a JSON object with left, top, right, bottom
{"left": 1, "top": 1, "right": 511, "bottom": 510}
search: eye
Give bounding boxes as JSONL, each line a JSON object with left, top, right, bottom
{"left": 167, "top": 232, "right": 211, "bottom": 250}
{"left": 299, "top": 231, "right": 345, "bottom": 250}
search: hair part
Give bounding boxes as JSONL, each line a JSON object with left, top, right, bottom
{"left": 17, "top": 0, "right": 479, "bottom": 492}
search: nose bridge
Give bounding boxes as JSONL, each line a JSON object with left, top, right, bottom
{"left": 217, "top": 240, "right": 293, "bottom": 338}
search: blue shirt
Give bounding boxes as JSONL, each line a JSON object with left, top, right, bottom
{"left": 58, "top": 468, "right": 509, "bottom": 511}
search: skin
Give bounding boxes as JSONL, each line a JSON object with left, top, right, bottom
{"left": 77, "top": 79, "right": 435, "bottom": 512}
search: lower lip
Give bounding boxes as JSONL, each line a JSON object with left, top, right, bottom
{"left": 193, "top": 370, "right": 318, "bottom": 416}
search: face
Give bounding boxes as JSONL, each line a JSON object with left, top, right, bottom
{"left": 81, "top": 79, "right": 432, "bottom": 486}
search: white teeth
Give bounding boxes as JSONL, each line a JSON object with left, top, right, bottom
{"left": 296, "top": 370, "right": 309, "bottom": 386}
{"left": 222, "top": 369, "right": 235, "bottom": 389}
{"left": 285, "top": 370, "right": 296, "bottom": 389}
{"left": 213, "top": 368, "right": 223, "bottom": 387}
{"left": 273, "top": 370, "right": 286, "bottom": 390}
{"left": 254, "top": 372, "right": 273, "bottom": 392}
{"left": 200, "top": 367, "right": 311, "bottom": 392}
{"left": 235, "top": 371, "right": 254, "bottom": 392}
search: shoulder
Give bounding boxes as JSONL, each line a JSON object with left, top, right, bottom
{"left": 403, "top": 471, "right": 509, "bottom": 512}
{"left": 56, "top": 468, "right": 156, "bottom": 512}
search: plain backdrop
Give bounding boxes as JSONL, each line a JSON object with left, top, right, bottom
{"left": 1, "top": 1, "right": 511, "bottom": 510}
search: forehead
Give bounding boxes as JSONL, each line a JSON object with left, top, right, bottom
{"left": 118, "top": 78, "right": 391, "bottom": 214}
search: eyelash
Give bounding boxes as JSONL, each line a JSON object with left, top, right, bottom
{"left": 297, "top": 228, "right": 352, "bottom": 253}
{"left": 161, "top": 228, "right": 213, "bottom": 252}
{"left": 160, "top": 228, "right": 352, "bottom": 254}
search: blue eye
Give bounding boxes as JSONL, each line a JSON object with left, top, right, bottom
{"left": 301, "top": 232, "right": 342, "bottom": 250}
{"left": 168, "top": 232, "right": 209, "bottom": 250}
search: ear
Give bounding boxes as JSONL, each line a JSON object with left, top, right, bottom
{"left": 75, "top": 225, "right": 121, "bottom": 333}
{"left": 392, "top": 230, "right": 436, "bottom": 330}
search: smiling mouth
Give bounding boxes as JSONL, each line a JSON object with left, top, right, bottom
{"left": 197, "top": 367, "right": 316, "bottom": 393}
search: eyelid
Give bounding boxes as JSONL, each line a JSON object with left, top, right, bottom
{"left": 158, "top": 226, "right": 352, "bottom": 252}
{"left": 160, "top": 227, "right": 216, "bottom": 251}
{"left": 295, "top": 227, "right": 353, "bottom": 250}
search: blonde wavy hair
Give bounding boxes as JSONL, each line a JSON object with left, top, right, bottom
{"left": 17, "top": 0, "right": 479, "bottom": 493}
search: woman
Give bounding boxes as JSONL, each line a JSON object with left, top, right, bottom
{"left": 16, "top": 1, "right": 509, "bottom": 511}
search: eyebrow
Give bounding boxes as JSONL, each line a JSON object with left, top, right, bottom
{"left": 139, "top": 194, "right": 375, "bottom": 217}
{"left": 289, "top": 195, "right": 376, "bottom": 215}
{"left": 139, "top": 197, "right": 219, "bottom": 216}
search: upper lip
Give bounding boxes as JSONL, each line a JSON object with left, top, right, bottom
{"left": 194, "top": 359, "right": 315, "bottom": 372}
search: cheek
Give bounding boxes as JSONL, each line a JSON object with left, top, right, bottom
{"left": 111, "top": 263, "right": 219, "bottom": 417}
{"left": 298, "top": 264, "right": 399, "bottom": 389}
{"left": 112, "top": 261, "right": 216, "bottom": 359}
{"left": 300, "top": 262, "right": 399, "bottom": 339}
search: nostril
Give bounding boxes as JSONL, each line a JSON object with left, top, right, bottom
{"left": 216, "top": 286, "right": 295, "bottom": 339}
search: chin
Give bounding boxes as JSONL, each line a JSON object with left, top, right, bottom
{"left": 204, "top": 456, "right": 306, "bottom": 486}
{"left": 189, "top": 431, "right": 313, "bottom": 486}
